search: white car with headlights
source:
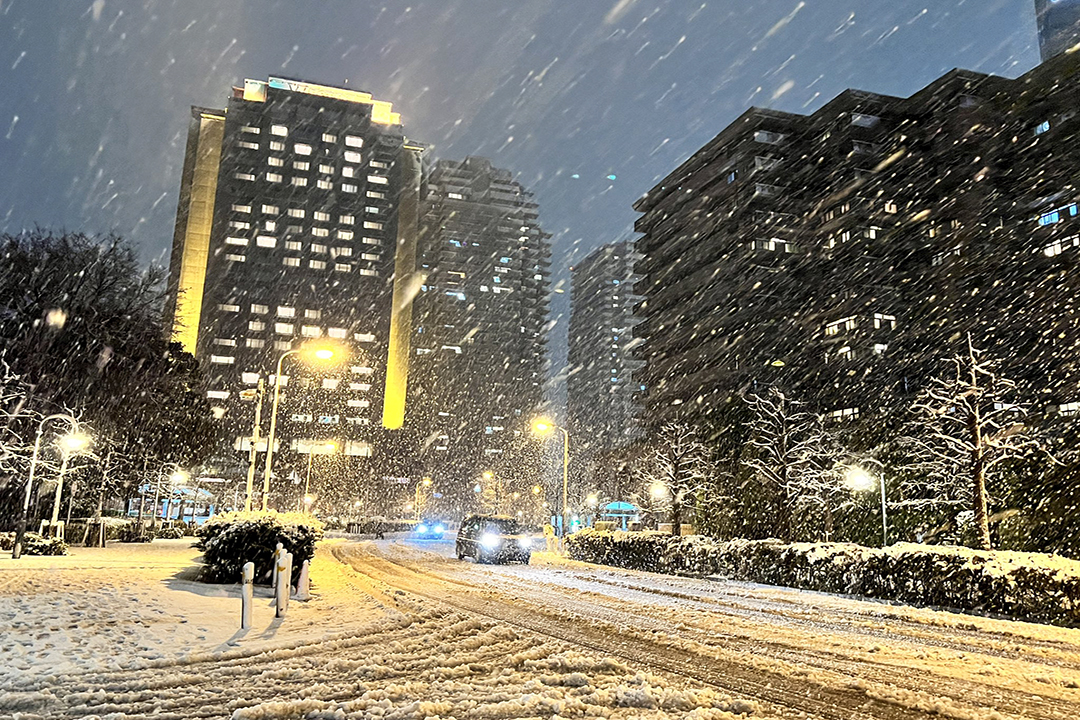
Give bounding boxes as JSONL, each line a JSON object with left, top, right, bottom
{"left": 456, "top": 515, "right": 534, "bottom": 564}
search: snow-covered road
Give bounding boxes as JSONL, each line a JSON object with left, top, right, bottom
{"left": 2, "top": 537, "right": 1079, "bottom": 719}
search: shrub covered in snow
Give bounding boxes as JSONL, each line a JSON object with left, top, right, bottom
{"left": 567, "top": 529, "right": 1080, "bottom": 625}
{"left": 196, "top": 510, "right": 324, "bottom": 585}
{"left": 0, "top": 531, "right": 68, "bottom": 555}
{"left": 116, "top": 523, "right": 153, "bottom": 543}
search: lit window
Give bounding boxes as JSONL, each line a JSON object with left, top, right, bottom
{"left": 245, "top": 338, "right": 265, "bottom": 348}
{"left": 262, "top": 204, "right": 279, "bottom": 215}
{"left": 333, "top": 246, "right": 353, "bottom": 257}
{"left": 312, "top": 228, "right": 329, "bottom": 237}
{"left": 292, "top": 177, "right": 308, "bottom": 187}
{"left": 274, "top": 323, "right": 294, "bottom": 335}
{"left": 345, "top": 135, "right": 363, "bottom": 148}
{"left": 342, "top": 166, "right": 356, "bottom": 178}
{"left": 304, "top": 309, "right": 321, "bottom": 320}
{"left": 342, "top": 183, "right": 358, "bottom": 193}
{"left": 370, "top": 160, "right": 389, "bottom": 169}
{"left": 367, "top": 191, "right": 385, "bottom": 199}
{"left": 358, "top": 268, "right": 376, "bottom": 277}
{"left": 264, "top": 221, "right": 277, "bottom": 232}
{"left": 284, "top": 257, "right": 300, "bottom": 267}
{"left": 291, "top": 413, "right": 313, "bottom": 423}
{"left": 225, "top": 237, "right": 248, "bottom": 246}
{"left": 355, "top": 332, "right": 376, "bottom": 342}
{"left": 285, "top": 241, "right": 302, "bottom": 251}
{"left": 334, "top": 263, "right": 351, "bottom": 272}
{"left": 448, "top": 192, "right": 464, "bottom": 199}
{"left": 327, "top": 327, "right": 348, "bottom": 339}
{"left": 207, "top": 390, "right": 231, "bottom": 400}
{"left": 248, "top": 321, "right": 266, "bottom": 332}
{"left": 212, "top": 337, "right": 236, "bottom": 347}
{"left": 234, "top": 172, "right": 255, "bottom": 181}
{"left": 301, "top": 325, "right": 322, "bottom": 338}
{"left": 256, "top": 236, "right": 276, "bottom": 248}
{"left": 231, "top": 204, "right": 252, "bottom": 213}
{"left": 293, "top": 161, "right": 310, "bottom": 171}
{"left": 344, "top": 151, "right": 363, "bottom": 164}
{"left": 367, "top": 175, "right": 388, "bottom": 185}
{"left": 363, "top": 221, "right": 383, "bottom": 230}
{"left": 269, "top": 141, "right": 285, "bottom": 151}
{"left": 337, "top": 230, "right": 354, "bottom": 240}
{"left": 884, "top": 201, "right": 898, "bottom": 214}
{"left": 241, "top": 372, "right": 260, "bottom": 384}
{"left": 317, "top": 179, "right": 332, "bottom": 189}
{"left": 225, "top": 253, "right": 246, "bottom": 262}
{"left": 266, "top": 172, "right": 282, "bottom": 182}
{"left": 362, "top": 237, "right": 382, "bottom": 245}
{"left": 294, "top": 143, "right": 313, "bottom": 156}
{"left": 319, "top": 164, "right": 334, "bottom": 174}
{"left": 1035, "top": 120, "right": 1051, "bottom": 136}
{"left": 310, "top": 259, "right": 327, "bottom": 270}
{"left": 361, "top": 252, "right": 380, "bottom": 262}
{"left": 268, "top": 157, "right": 284, "bottom": 167}
{"left": 311, "top": 244, "right": 327, "bottom": 254}
{"left": 238, "top": 140, "right": 259, "bottom": 150}
{"left": 351, "top": 366, "right": 374, "bottom": 375}
{"left": 313, "top": 211, "right": 330, "bottom": 222}
{"left": 271, "top": 124, "right": 288, "bottom": 136}
{"left": 210, "top": 355, "right": 235, "bottom": 365}
{"left": 251, "top": 304, "right": 269, "bottom": 314}
{"left": 241, "top": 125, "right": 261, "bottom": 135}
{"left": 340, "top": 215, "right": 355, "bottom": 224}
{"left": 277, "top": 306, "right": 295, "bottom": 318}
{"left": 365, "top": 206, "right": 380, "bottom": 214}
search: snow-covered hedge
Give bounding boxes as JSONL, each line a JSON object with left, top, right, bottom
{"left": 195, "top": 511, "right": 324, "bottom": 585}
{"left": 566, "top": 529, "right": 1080, "bottom": 625}
{"left": 0, "top": 531, "right": 68, "bottom": 556}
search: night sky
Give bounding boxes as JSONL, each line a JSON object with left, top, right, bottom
{"left": 0, "top": 0, "right": 1041, "bottom": 375}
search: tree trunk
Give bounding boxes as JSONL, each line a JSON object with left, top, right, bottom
{"left": 969, "top": 409, "right": 992, "bottom": 551}
{"left": 670, "top": 495, "right": 681, "bottom": 536}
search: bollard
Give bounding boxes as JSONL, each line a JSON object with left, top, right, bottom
{"left": 271, "top": 543, "right": 283, "bottom": 592}
{"left": 293, "top": 559, "right": 310, "bottom": 601}
{"left": 275, "top": 551, "right": 292, "bottom": 618}
{"left": 241, "top": 562, "right": 254, "bottom": 629}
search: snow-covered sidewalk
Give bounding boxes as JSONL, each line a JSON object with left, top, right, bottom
{"left": 0, "top": 538, "right": 389, "bottom": 688}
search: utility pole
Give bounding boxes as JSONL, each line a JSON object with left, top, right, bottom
{"left": 244, "top": 379, "right": 265, "bottom": 512}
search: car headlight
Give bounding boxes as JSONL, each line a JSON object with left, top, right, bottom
{"left": 517, "top": 538, "right": 532, "bottom": 548}
{"left": 417, "top": 524, "right": 429, "bottom": 533}
{"left": 434, "top": 524, "right": 445, "bottom": 534}
{"left": 480, "top": 532, "right": 501, "bottom": 550}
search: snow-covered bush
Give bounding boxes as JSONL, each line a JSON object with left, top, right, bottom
{"left": 196, "top": 511, "right": 324, "bottom": 585}
{"left": 154, "top": 524, "right": 186, "bottom": 540}
{"left": 0, "top": 531, "right": 68, "bottom": 556}
{"left": 567, "top": 529, "right": 1080, "bottom": 625}
{"left": 117, "top": 523, "right": 153, "bottom": 542}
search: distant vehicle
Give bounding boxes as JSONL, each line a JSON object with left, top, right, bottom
{"left": 413, "top": 519, "right": 447, "bottom": 540}
{"left": 456, "top": 514, "right": 533, "bottom": 564}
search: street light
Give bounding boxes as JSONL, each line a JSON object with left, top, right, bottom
{"left": 414, "top": 476, "right": 433, "bottom": 521}
{"left": 846, "top": 465, "right": 888, "bottom": 546}
{"left": 262, "top": 342, "right": 343, "bottom": 511}
{"left": 48, "top": 431, "right": 90, "bottom": 536}
{"left": 533, "top": 419, "right": 570, "bottom": 537}
{"left": 12, "top": 413, "right": 84, "bottom": 559}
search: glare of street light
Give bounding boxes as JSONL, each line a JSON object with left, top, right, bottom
{"left": 422, "top": 477, "right": 433, "bottom": 487}
{"left": 532, "top": 485, "right": 542, "bottom": 495}
{"left": 650, "top": 482, "right": 668, "bottom": 499}
{"left": 353, "top": 500, "right": 363, "bottom": 508}
{"left": 303, "top": 494, "right": 315, "bottom": 506}
{"left": 482, "top": 471, "right": 493, "bottom": 480}
{"left": 586, "top": 492, "right": 599, "bottom": 507}
{"left": 170, "top": 470, "right": 190, "bottom": 484}
{"left": 845, "top": 466, "right": 876, "bottom": 492}
{"left": 58, "top": 432, "right": 89, "bottom": 454}
{"left": 314, "top": 349, "right": 334, "bottom": 360}
{"left": 532, "top": 420, "right": 552, "bottom": 434}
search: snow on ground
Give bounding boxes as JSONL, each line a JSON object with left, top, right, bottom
{"left": 0, "top": 537, "right": 769, "bottom": 720}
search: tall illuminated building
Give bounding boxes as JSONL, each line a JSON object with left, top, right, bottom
{"left": 167, "top": 76, "right": 423, "bottom": 510}
{"left": 407, "top": 157, "right": 551, "bottom": 503}
{"left": 1036, "top": 0, "right": 1080, "bottom": 62}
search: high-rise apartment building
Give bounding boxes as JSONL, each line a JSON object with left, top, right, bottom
{"left": 634, "top": 53, "right": 1080, "bottom": 431}
{"left": 1036, "top": 0, "right": 1080, "bottom": 62}
{"left": 407, "top": 157, "right": 551, "bottom": 502}
{"left": 567, "top": 240, "right": 643, "bottom": 502}
{"left": 168, "top": 76, "right": 422, "bottom": 510}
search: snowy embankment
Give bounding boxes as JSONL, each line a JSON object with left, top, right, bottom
{"left": 566, "top": 530, "right": 1080, "bottom": 625}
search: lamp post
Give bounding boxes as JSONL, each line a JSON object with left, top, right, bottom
{"left": 846, "top": 465, "right": 888, "bottom": 546}
{"left": 414, "top": 476, "right": 432, "bottom": 521}
{"left": 533, "top": 420, "right": 569, "bottom": 537}
{"left": 12, "top": 413, "right": 83, "bottom": 559}
{"left": 154, "top": 464, "right": 189, "bottom": 530}
{"left": 48, "top": 431, "right": 90, "bottom": 536}
{"left": 262, "top": 344, "right": 339, "bottom": 511}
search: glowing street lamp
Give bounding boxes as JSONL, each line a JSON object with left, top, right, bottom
{"left": 12, "top": 413, "right": 84, "bottom": 558}
{"left": 262, "top": 342, "right": 344, "bottom": 511}
{"left": 533, "top": 419, "right": 570, "bottom": 537}
{"left": 49, "top": 431, "right": 90, "bottom": 533}
{"left": 846, "top": 465, "right": 888, "bottom": 546}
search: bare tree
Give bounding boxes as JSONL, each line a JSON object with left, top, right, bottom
{"left": 638, "top": 422, "right": 713, "bottom": 535}
{"left": 904, "top": 336, "right": 1046, "bottom": 551}
{"left": 743, "top": 388, "right": 848, "bottom": 542}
